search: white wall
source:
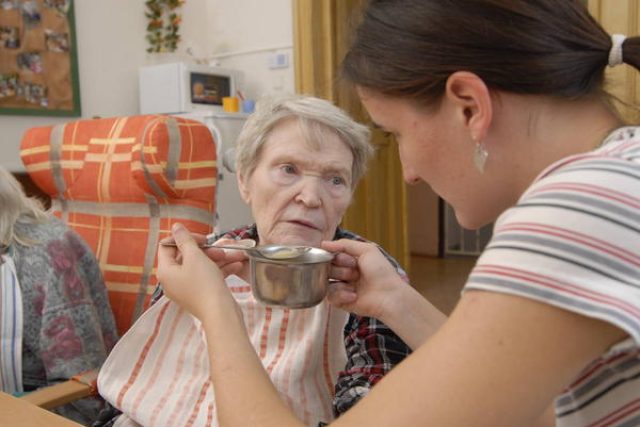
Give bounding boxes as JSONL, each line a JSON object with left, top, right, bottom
{"left": 182, "top": 0, "right": 294, "bottom": 101}
{"left": 1, "top": 0, "right": 294, "bottom": 171}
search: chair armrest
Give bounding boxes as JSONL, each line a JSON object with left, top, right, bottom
{"left": 20, "top": 369, "right": 98, "bottom": 410}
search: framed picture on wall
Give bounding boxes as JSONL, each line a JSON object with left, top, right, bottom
{"left": 0, "top": 0, "right": 81, "bottom": 116}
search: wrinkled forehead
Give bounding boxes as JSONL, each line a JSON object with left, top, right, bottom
{"left": 282, "top": 116, "right": 345, "bottom": 150}
{"left": 254, "top": 117, "right": 350, "bottom": 162}
{"left": 239, "top": 115, "right": 357, "bottom": 187}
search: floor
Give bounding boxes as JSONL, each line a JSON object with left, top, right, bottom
{"left": 409, "top": 255, "right": 478, "bottom": 315}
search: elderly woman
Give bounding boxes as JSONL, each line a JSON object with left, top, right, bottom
{"left": 96, "top": 95, "right": 440, "bottom": 427}
{"left": 0, "top": 166, "right": 118, "bottom": 426}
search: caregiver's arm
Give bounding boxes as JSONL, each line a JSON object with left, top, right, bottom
{"left": 323, "top": 239, "right": 446, "bottom": 350}
{"left": 159, "top": 224, "right": 626, "bottom": 426}
{"left": 332, "top": 290, "right": 626, "bottom": 426}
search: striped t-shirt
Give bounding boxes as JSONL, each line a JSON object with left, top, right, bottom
{"left": 465, "top": 126, "right": 640, "bottom": 427}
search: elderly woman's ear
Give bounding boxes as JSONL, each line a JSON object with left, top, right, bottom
{"left": 236, "top": 171, "right": 252, "bottom": 205}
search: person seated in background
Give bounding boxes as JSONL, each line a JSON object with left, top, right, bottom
{"left": 96, "top": 94, "right": 445, "bottom": 427}
{"left": 0, "top": 166, "right": 118, "bottom": 425}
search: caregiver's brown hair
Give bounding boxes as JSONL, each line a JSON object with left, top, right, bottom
{"left": 342, "top": 0, "right": 640, "bottom": 106}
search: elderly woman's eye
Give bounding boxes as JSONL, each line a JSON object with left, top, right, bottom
{"left": 282, "top": 164, "right": 296, "bottom": 174}
{"left": 330, "top": 176, "right": 346, "bottom": 186}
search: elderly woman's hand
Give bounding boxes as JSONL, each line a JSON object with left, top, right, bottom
{"left": 321, "top": 239, "right": 408, "bottom": 321}
{"left": 157, "top": 223, "right": 236, "bottom": 321}
{"left": 203, "top": 238, "right": 250, "bottom": 278}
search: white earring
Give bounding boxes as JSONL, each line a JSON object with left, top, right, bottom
{"left": 473, "top": 141, "right": 488, "bottom": 173}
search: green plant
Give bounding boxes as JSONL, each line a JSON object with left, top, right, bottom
{"left": 145, "top": 0, "right": 185, "bottom": 53}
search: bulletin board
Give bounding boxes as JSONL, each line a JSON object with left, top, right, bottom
{"left": 0, "top": 0, "right": 80, "bottom": 116}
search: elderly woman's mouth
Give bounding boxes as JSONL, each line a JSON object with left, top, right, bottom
{"left": 288, "top": 220, "right": 321, "bottom": 230}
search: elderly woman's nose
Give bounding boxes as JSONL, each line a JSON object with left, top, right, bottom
{"left": 294, "top": 177, "right": 323, "bottom": 207}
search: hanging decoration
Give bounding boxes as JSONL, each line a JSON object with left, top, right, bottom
{"left": 145, "top": 0, "right": 185, "bottom": 53}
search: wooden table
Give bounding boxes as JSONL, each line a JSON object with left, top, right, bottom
{"left": 0, "top": 392, "right": 82, "bottom": 427}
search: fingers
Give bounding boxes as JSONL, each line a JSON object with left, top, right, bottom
{"left": 157, "top": 223, "right": 198, "bottom": 277}
{"left": 160, "top": 231, "right": 251, "bottom": 280}
{"left": 158, "top": 233, "right": 182, "bottom": 267}
{"left": 333, "top": 251, "right": 357, "bottom": 268}
{"left": 157, "top": 243, "right": 179, "bottom": 268}
{"left": 159, "top": 231, "right": 208, "bottom": 247}
{"left": 213, "top": 237, "right": 239, "bottom": 246}
{"left": 326, "top": 281, "right": 358, "bottom": 308}
{"left": 158, "top": 224, "right": 205, "bottom": 266}
{"left": 324, "top": 242, "right": 361, "bottom": 283}
{"left": 204, "top": 247, "right": 248, "bottom": 263}
{"left": 322, "top": 238, "right": 376, "bottom": 258}
{"left": 330, "top": 263, "right": 359, "bottom": 283}
{"left": 204, "top": 238, "right": 249, "bottom": 276}
{"left": 172, "top": 223, "right": 199, "bottom": 248}
{"left": 219, "top": 261, "right": 245, "bottom": 277}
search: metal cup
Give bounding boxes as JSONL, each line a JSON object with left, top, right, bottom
{"left": 249, "top": 247, "right": 334, "bottom": 308}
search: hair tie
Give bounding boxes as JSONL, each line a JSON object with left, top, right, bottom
{"left": 608, "top": 34, "right": 626, "bottom": 67}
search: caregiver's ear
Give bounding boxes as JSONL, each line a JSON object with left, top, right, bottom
{"left": 445, "top": 71, "right": 493, "bottom": 141}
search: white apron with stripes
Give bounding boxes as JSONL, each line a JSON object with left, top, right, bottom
{"left": 98, "top": 274, "right": 349, "bottom": 427}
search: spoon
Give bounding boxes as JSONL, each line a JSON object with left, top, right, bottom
{"left": 160, "top": 238, "right": 256, "bottom": 250}
{"left": 160, "top": 238, "right": 313, "bottom": 260}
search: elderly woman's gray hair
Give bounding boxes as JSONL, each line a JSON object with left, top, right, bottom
{"left": 0, "top": 166, "right": 48, "bottom": 247}
{"left": 235, "top": 94, "right": 373, "bottom": 187}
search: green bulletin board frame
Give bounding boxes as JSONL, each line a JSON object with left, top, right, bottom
{"left": 0, "top": 0, "right": 81, "bottom": 116}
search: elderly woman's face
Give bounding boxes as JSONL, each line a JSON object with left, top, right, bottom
{"left": 238, "top": 118, "right": 354, "bottom": 247}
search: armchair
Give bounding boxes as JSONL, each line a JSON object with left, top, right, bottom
{"left": 17, "top": 114, "right": 218, "bottom": 409}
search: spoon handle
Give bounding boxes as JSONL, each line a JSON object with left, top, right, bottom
{"left": 159, "top": 239, "right": 256, "bottom": 249}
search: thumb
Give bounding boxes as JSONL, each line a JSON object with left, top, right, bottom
{"left": 172, "top": 222, "right": 198, "bottom": 252}
{"left": 322, "top": 238, "right": 371, "bottom": 258}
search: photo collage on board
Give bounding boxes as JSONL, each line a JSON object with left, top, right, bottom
{"left": 0, "top": 0, "right": 74, "bottom": 112}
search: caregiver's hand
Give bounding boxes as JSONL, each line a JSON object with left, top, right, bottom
{"left": 161, "top": 232, "right": 249, "bottom": 278}
{"left": 321, "top": 239, "right": 407, "bottom": 321}
{"left": 157, "top": 223, "right": 233, "bottom": 321}
{"left": 323, "top": 238, "right": 446, "bottom": 350}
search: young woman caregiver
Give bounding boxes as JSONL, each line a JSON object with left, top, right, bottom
{"left": 157, "top": 0, "right": 640, "bottom": 426}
